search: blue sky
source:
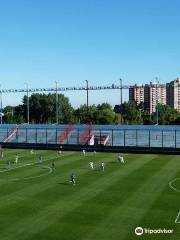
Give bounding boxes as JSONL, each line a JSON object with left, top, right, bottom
{"left": 0, "top": 0, "right": 180, "bottom": 107}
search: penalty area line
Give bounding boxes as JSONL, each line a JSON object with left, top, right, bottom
{"left": 175, "top": 211, "right": 180, "bottom": 223}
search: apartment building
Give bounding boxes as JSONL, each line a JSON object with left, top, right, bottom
{"left": 129, "top": 84, "right": 144, "bottom": 105}
{"left": 144, "top": 82, "right": 166, "bottom": 113}
{"left": 166, "top": 78, "right": 180, "bottom": 111}
{"left": 129, "top": 82, "right": 166, "bottom": 113}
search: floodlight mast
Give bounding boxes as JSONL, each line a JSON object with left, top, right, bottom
{"left": 25, "top": 82, "right": 29, "bottom": 124}
{"left": 85, "top": 80, "right": 89, "bottom": 111}
{"left": 120, "top": 78, "right": 123, "bottom": 124}
{"left": 156, "top": 77, "right": 159, "bottom": 125}
{"left": 55, "top": 81, "right": 58, "bottom": 124}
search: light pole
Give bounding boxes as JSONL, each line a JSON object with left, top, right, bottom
{"left": 156, "top": 104, "right": 159, "bottom": 125}
{"left": 156, "top": 78, "right": 159, "bottom": 125}
{"left": 139, "top": 108, "right": 142, "bottom": 124}
{"left": 0, "top": 84, "right": 2, "bottom": 124}
{"left": 120, "top": 78, "right": 123, "bottom": 124}
{"left": 55, "top": 81, "right": 58, "bottom": 124}
{"left": 25, "top": 83, "right": 29, "bottom": 124}
{"left": 85, "top": 80, "right": 89, "bottom": 112}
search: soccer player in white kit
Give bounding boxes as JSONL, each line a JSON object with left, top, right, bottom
{"left": 15, "top": 154, "right": 19, "bottom": 164}
{"left": 118, "top": 154, "right": 124, "bottom": 164}
{"left": 101, "top": 162, "right": 105, "bottom": 171}
{"left": 39, "top": 155, "right": 43, "bottom": 164}
{"left": 83, "top": 149, "right": 86, "bottom": 156}
{"left": 121, "top": 156, "right": 125, "bottom": 164}
{"left": 89, "top": 161, "right": 94, "bottom": 170}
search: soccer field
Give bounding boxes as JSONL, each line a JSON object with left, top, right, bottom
{"left": 0, "top": 149, "right": 179, "bottom": 240}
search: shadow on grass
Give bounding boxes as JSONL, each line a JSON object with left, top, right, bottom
{"left": 0, "top": 167, "right": 7, "bottom": 170}
{"left": 57, "top": 182, "right": 70, "bottom": 186}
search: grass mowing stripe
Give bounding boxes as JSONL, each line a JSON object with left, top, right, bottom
{"left": 0, "top": 152, "right": 110, "bottom": 211}
{"left": 36, "top": 155, "right": 172, "bottom": 240}
{"left": 0, "top": 154, "right": 157, "bottom": 240}
{"left": 82, "top": 156, "right": 180, "bottom": 240}
{"left": 31, "top": 153, "right": 155, "bottom": 204}
{"left": 135, "top": 156, "right": 180, "bottom": 239}
{"left": 0, "top": 151, "right": 76, "bottom": 181}
{"left": 0, "top": 152, "right": 83, "bottom": 200}
{"left": 0, "top": 151, "right": 178, "bottom": 240}
{"left": 0, "top": 150, "right": 105, "bottom": 208}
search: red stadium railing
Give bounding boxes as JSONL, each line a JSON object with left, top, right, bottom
{"left": 79, "top": 122, "right": 93, "bottom": 145}
{"left": 58, "top": 123, "right": 73, "bottom": 144}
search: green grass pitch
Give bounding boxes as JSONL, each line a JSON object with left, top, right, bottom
{"left": 0, "top": 149, "right": 180, "bottom": 240}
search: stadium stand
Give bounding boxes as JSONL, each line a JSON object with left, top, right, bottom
{"left": 1, "top": 124, "right": 180, "bottom": 153}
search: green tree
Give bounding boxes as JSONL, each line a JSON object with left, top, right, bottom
{"left": 151, "top": 104, "right": 179, "bottom": 125}
{"left": 74, "top": 104, "right": 97, "bottom": 124}
{"left": 3, "top": 106, "right": 15, "bottom": 123}
{"left": 114, "top": 102, "right": 142, "bottom": 124}
{"left": 142, "top": 111, "right": 152, "bottom": 124}
{"left": 95, "top": 103, "right": 115, "bottom": 124}
{"left": 95, "top": 108, "right": 115, "bottom": 124}
{"left": 74, "top": 103, "right": 116, "bottom": 124}
{"left": 23, "top": 93, "right": 74, "bottom": 124}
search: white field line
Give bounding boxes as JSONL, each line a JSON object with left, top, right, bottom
{"left": 0, "top": 152, "right": 32, "bottom": 169}
{"left": 1, "top": 152, "right": 29, "bottom": 160}
{"left": 169, "top": 178, "right": 180, "bottom": 193}
{"left": 0, "top": 156, "right": 59, "bottom": 173}
{"left": 0, "top": 163, "right": 34, "bottom": 172}
{"left": 0, "top": 151, "right": 43, "bottom": 164}
{"left": 169, "top": 179, "right": 180, "bottom": 224}
{"left": 175, "top": 212, "right": 180, "bottom": 223}
{"left": 0, "top": 152, "right": 75, "bottom": 181}
{"left": 10, "top": 166, "right": 53, "bottom": 181}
